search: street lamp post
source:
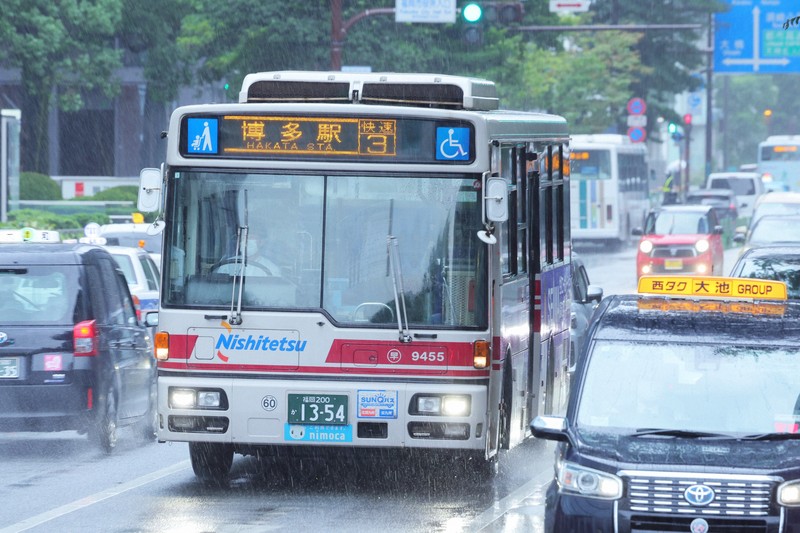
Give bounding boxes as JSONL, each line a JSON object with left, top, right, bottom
{"left": 330, "top": 0, "right": 395, "bottom": 71}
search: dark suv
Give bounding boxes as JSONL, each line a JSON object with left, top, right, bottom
{"left": 0, "top": 244, "right": 157, "bottom": 452}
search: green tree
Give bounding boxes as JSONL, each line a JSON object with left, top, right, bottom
{"left": 591, "top": 0, "right": 726, "bottom": 139}
{"left": 20, "top": 172, "right": 62, "bottom": 201}
{"left": 515, "top": 31, "right": 647, "bottom": 130}
{"left": 119, "top": 0, "right": 195, "bottom": 104}
{"left": 0, "top": 0, "right": 124, "bottom": 174}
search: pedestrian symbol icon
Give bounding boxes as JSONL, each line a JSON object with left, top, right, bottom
{"left": 187, "top": 118, "right": 219, "bottom": 154}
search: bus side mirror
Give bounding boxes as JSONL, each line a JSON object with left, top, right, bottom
{"left": 484, "top": 177, "right": 508, "bottom": 222}
{"left": 138, "top": 168, "right": 163, "bottom": 213}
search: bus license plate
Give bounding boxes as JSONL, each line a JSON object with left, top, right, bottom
{"left": 664, "top": 259, "right": 683, "bottom": 270}
{"left": 288, "top": 394, "right": 348, "bottom": 425}
{"left": 0, "top": 358, "right": 19, "bottom": 379}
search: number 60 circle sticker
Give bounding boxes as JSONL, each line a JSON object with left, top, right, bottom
{"left": 262, "top": 395, "right": 278, "bottom": 411}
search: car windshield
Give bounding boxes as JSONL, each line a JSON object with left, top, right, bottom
{"left": 709, "top": 178, "right": 755, "bottom": 195}
{"left": 576, "top": 340, "right": 800, "bottom": 435}
{"left": 750, "top": 218, "right": 800, "bottom": 244}
{"left": 753, "top": 203, "right": 800, "bottom": 224}
{"left": 735, "top": 255, "right": 800, "bottom": 298}
{"left": 0, "top": 266, "right": 81, "bottom": 325}
{"left": 102, "top": 232, "right": 163, "bottom": 254}
{"left": 647, "top": 211, "right": 707, "bottom": 234}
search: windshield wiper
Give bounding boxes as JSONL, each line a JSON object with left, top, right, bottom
{"left": 387, "top": 235, "right": 411, "bottom": 343}
{"left": 228, "top": 190, "right": 249, "bottom": 325}
{"left": 630, "top": 428, "right": 734, "bottom": 439}
{"left": 739, "top": 432, "right": 800, "bottom": 441}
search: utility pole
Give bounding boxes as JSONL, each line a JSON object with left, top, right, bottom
{"left": 331, "top": 0, "right": 395, "bottom": 71}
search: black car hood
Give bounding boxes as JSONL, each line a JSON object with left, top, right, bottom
{"left": 574, "top": 430, "right": 800, "bottom": 472}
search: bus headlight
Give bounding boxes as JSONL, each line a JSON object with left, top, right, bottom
{"left": 442, "top": 395, "right": 471, "bottom": 416}
{"left": 639, "top": 240, "right": 653, "bottom": 254}
{"left": 170, "top": 388, "right": 196, "bottom": 409}
{"left": 695, "top": 239, "right": 710, "bottom": 253}
{"left": 558, "top": 461, "right": 623, "bottom": 500}
{"left": 778, "top": 480, "right": 800, "bottom": 506}
{"left": 168, "top": 388, "right": 226, "bottom": 409}
{"left": 411, "top": 394, "right": 471, "bottom": 416}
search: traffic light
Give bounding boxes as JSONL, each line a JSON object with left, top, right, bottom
{"left": 683, "top": 113, "right": 692, "bottom": 127}
{"left": 460, "top": 2, "right": 524, "bottom": 44}
{"left": 668, "top": 121, "right": 683, "bottom": 142}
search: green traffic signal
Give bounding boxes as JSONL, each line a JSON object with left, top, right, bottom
{"left": 463, "top": 3, "right": 482, "bottom": 23}
{"left": 667, "top": 122, "right": 677, "bottom": 134}
{"left": 223, "top": 82, "right": 230, "bottom": 91}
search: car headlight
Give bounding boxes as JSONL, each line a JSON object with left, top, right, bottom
{"left": 557, "top": 461, "right": 623, "bottom": 500}
{"left": 695, "top": 239, "right": 710, "bottom": 253}
{"left": 778, "top": 480, "right": 800, "bottom": 506}
{"left": 639, "top": 240, "right": 653, "bottom": 254}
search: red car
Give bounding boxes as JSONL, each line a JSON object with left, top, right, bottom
{"left": 632, "top": 205, "right": 725, "bottom": 279}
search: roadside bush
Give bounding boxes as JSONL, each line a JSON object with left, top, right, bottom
{"left": 20, "top": 172, "right": 62, "bottom": 200}
{"left": 73, "top": 185, "right": 138, "bottom": 202}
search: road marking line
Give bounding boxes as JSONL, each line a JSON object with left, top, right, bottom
{"left": 467, "top": 464, "right": 553, "bottom": 532}
{"left": 0, "top": 461, "right": 191, "bottom": 533}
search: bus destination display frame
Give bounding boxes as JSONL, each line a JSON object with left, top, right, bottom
{"left": 179, "top": 113, "right": 476, "bottom": 164}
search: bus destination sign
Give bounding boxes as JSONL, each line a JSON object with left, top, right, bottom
{"left": 180, "top": 114, "right": 474, "bottom": 164}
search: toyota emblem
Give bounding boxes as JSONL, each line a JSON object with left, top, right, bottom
{"left": 684, "top": 484, "right": 715, "bottom": 506}
{"left": 0, "top": 332, "right": 7, "bottom": 344}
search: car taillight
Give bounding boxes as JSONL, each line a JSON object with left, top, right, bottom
{"left": 132, "top": 295, "right": 142, "bottom": 322}
{"left": 74, "top": 320, "right": 98, "bottom": 356}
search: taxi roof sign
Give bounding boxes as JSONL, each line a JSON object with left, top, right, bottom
{"left": 0, "top": 229, "right": 61, "bottom": 244}
{"left": 638, "top": 276, "right": 787, "bottom": 301}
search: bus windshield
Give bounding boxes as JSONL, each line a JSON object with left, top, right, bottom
{"left": 569, "top": 149, "right": 611, "bottom": 180}
{"left": 162, "top": 170, "right": 487, "bottom": 329}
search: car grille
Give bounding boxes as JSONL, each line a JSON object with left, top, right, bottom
{"left": 650, "top": 245, "right": 696, "bottom": 258}
{"left": 620, "top": 470, "right": 780, "bottom": 532}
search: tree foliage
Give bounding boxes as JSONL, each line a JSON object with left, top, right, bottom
{"left": 20, "top": 172, "right": 62, "bottom": 201}
{"left": 0, "top": 0, "right": 123, "bottom": 174}
{"left": 590, "top": 0, "right": 726, "bottom": 139}
{"left": 515, "top": 31, "right": 647, "bottom": 131}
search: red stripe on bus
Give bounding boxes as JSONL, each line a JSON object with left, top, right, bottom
{"left": 158, "top": 361, "right": 489, "bottom": 377}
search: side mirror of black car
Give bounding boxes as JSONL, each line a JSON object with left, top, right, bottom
{"left": 713, "top": 225, "right": 724, "bottom": 235}
{"left": 733, "top": 233, "right": 746, "bottom": 244}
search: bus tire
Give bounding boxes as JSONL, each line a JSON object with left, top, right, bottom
{"left": 190, "top": 442, "right": 234, "bottom": 484}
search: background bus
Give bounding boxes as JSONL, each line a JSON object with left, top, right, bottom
{"left": 139, "top": 71, "right": 572, "bottom": 482}
{"left": 757, "top": 135, "right": 800, "bottom": 192}
{"left": 569, "top": 134, "right": 650, "bottom": 247}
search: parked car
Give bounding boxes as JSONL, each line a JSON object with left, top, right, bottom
{"left": 733, "top": 214, "right": 800, "bottom": 255}
{"left": 0, "top": 242, "right": 157, "bottom": 452}
{"left": 570, "top": 253, "right": 602, "bottom": 365}
{"left": 704, "top": 171, "right": 764, "bottom": 219}
{"left": 684, "top": 188, "right": 739, "bottom": 222}
{"left": 728, "top": 245, "right": 800, "bottom": 299}
{"left": 632, "top": 205, "right": 725, "bottom": 279}
{"left": 99, "top": 222, "right": 164, "bottom": 267}
{"left": 104, "top": 245, "right": 161, "bottom": 320}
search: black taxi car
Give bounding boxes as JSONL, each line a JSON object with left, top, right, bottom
{"left": 0, "top": 237, "right": 157, "bottom": 452}
{"left": 532, "top": 275, "right": 800, "bottom": 532}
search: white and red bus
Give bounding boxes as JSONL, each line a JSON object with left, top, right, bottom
{"left": 138, "top": 71, "right": 572, "bottom": 481}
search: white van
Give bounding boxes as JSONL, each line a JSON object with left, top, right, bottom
{"left": 704, "top": 171, "right": 765, "bottom": 219}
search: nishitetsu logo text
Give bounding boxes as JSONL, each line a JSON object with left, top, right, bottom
{"left": 216, "top": 334, "right": 307, "bottom": 352}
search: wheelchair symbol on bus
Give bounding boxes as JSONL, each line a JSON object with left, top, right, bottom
{"left": 436, "top": 127, "right": 470, "bottom": 161}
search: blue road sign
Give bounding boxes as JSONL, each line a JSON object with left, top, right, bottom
{"left": 626, "top": 97, "right": 646, "bottom": 115}
{"left": 715, "top": 0, "right": 800, "bottom": 74}
{"left": 627, "top": 127, "right": 646, "bottom": 143}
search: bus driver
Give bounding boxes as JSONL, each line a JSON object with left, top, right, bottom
{"left": 214, "top": 228, "right": 282, "bottom": 277}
